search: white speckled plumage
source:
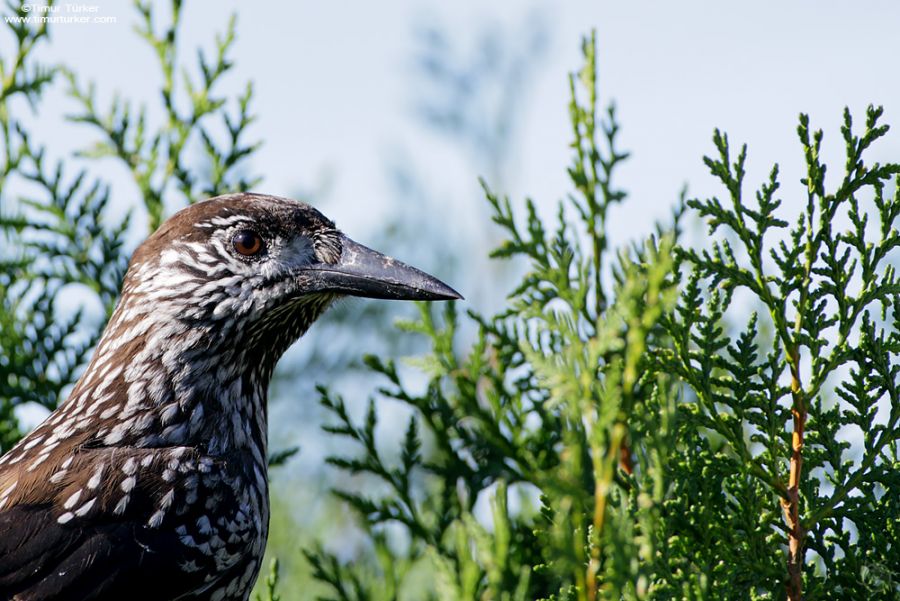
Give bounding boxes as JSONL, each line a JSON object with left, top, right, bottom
{"left": 0, "top": 193, "right": 459, "bottom": 601}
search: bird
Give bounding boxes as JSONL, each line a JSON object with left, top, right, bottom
{"left": 0, "top": 192, "right": 461, "bottom": 601}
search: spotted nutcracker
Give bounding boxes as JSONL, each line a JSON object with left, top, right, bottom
{"left": 0, "top": 193, "right": 461, "bottom": 601}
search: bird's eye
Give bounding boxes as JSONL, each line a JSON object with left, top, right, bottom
{"left": 233, "top": 229, "right": 265, "bottom": 256}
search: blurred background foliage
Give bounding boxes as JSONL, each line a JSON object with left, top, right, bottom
{"left": 2, "top": 2, "right": 900, "bottom": 600}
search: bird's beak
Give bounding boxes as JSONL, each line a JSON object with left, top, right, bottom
{"left": 303, "top": 235, "right": 463, "bottom": 301}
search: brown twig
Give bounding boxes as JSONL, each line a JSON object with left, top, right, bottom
{"left": 780, "top": 352, "right": 806, "bottom": 601}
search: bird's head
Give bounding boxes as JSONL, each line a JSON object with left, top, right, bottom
{"left": 0, "top": 194, "right": 456, "bottom": 468}
{"left": 115, "top": 193, "right": 460, "bottom": 373}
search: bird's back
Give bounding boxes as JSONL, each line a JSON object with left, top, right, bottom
{"left": 0, "top": 438, "right": 268, "bottom": 601}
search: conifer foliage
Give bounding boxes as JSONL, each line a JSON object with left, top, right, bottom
{"left": 308, "top": 34, "right": 900, "bottom": 601}
{"left": 663, "top": 106, "right": 900, "bottom": 599}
